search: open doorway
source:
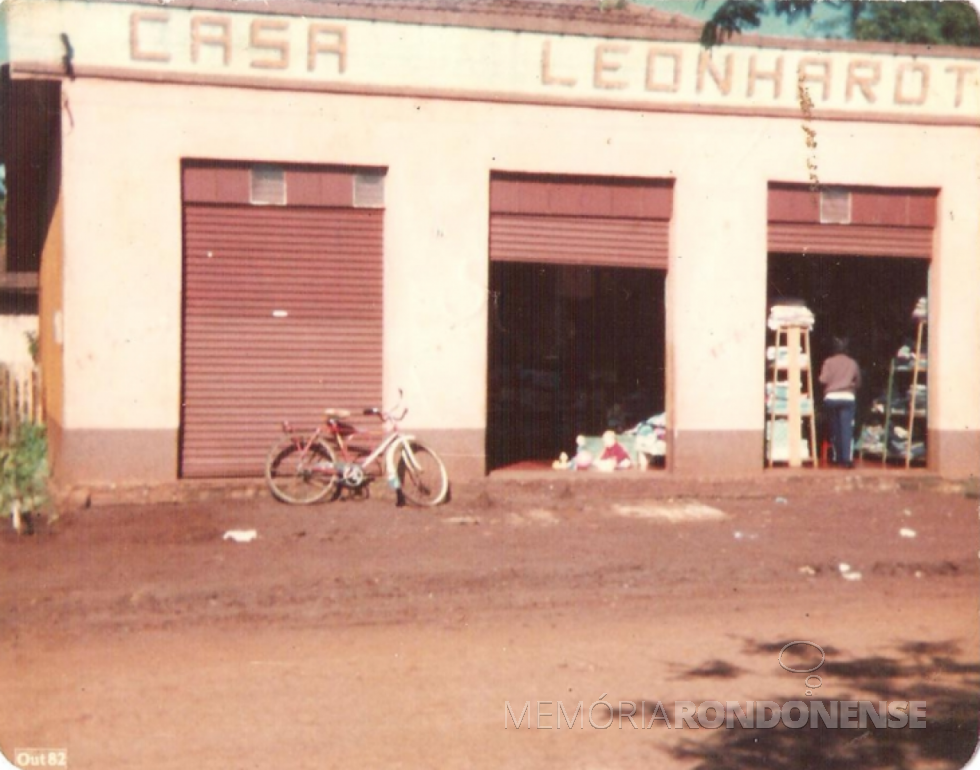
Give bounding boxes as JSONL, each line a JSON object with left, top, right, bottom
{"left": 487, "top": 262, "right": 665, "bottom": 471}
{"left": 0, "top": 76, "right": 60, "bottom": 323}
{"left": 767, "top": 254, "right": 929, "bottom": 466}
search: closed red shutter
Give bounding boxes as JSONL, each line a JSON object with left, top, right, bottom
{"left": 489, "top": 175, "right": 672, "bottom": 269}
{"left": 181, "top": 203, "right": 383, "bottom": 478}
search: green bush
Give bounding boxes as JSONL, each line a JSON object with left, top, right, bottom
{"left": 0, "top": 422, "right": 49, "bottom": 519}
{"left": 24, "top": 331, "right": 39, "bottom": 365}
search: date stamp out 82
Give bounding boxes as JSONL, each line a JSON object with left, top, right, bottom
{"left": 11, "top": 748, "right": 68, "bottom": 768}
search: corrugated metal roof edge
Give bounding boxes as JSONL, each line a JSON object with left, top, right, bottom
{"left": 98, "top": 0, "right": 980, "bottom": 59}
{"left": 108, "top": 0, "right": 702, "bottom": 35}
{"left": 99, "top": 0, "right": 695, "bottom": 43}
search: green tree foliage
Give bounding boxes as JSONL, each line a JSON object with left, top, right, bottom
{"left": 701, "top": 0, "right": 823, "bottom": 45}
{"left": 853, "top": 1, "right": 980, "bottom": 46}
{"left": 701, "top": 0, "right": 980, "bottom": 46}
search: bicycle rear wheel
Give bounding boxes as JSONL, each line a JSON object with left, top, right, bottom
{"left": 265, "top": 437, "right": 338, "bottom": 505}
{"left": 397, "top": 441, "right": 449, "bottom": 506}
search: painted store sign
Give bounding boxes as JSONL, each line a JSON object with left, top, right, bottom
{"left": 6, "top": 1, "right": 980, "bottom": 122}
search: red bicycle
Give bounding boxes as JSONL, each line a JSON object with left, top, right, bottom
{"left": 264, "top": 393, "right": 449, "bottom": 507}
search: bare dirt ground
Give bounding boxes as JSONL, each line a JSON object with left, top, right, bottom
{"left": 1, "top": 475, "right": 978, "bottom": 770}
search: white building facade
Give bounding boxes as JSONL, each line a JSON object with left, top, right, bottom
{"left": 3, "top": 0, "right": 979, "bottom": 484}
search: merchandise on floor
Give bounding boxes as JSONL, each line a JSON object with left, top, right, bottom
{"left": 552, "top": 413, "right": 667, "bottom": 472}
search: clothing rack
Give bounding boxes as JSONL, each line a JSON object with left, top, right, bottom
{"left": 904, "top": 318, "right": 927, "bottom": 468}
{"left": 876, "top": 318, "right": 927, "bottom": 467}
{"left": 766, "top": 323, "right": 818, "bottom": 468}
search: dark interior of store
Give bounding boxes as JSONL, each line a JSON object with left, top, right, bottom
{"left": 0, "top": 78, "right": 60, "bottom": 317}
{"left": 487, "top": 262, "right": 665, "bottom": 471}
{"left": 767, "top": 253, "right": 929, "bottom": 463}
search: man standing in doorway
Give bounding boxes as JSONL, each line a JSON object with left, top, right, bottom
{"left": 820, "top": 337, "right": 861, "bottom": 469}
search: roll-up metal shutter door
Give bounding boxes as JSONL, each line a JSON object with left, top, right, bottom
{"left": 181, "top": 204, "right": 383, "bottom": 478}
{"left": 768, "top": 224, "right": 932, "bottom": 258}
{"left": 490, "top": 215, "right": 670, "bottom": 269}
{"left": 768, "top": 184, "right": 936, "bottom": 259}
{"left": 489, "top": 174, "right": 672, "bottom": 269}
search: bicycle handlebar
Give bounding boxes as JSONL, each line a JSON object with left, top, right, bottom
{"left": 381, "top": 388, "right": 407, "bottom": 423}
{"left": 327, "top": 390, "right": 406, "bottom": 424}
{"left": 375, "top": 407, "right": 407, "bottom": 421}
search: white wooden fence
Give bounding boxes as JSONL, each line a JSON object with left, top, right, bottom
{"left": 0, "top": 364, "right": 43, "bottom": 444}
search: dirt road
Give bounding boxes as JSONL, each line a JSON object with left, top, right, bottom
{"left": 1, "top": 477, "right": 978, "bottom": 769}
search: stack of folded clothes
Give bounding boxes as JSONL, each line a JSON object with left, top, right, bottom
{"left": 766, "top": 421, "right": 812, "bottom": 462}
{"left": 766, "top": 382, "right": 813, "bottom": 415}
{"left": 766, "top": 345, "right": 806, "bottom": 367}
{"left": 912, "top": 296, "right": 927, "bottom": 321}
{"left": 857, "top": 424, "right": 886, "bottom": 456}
{"left": 909, "top": 384, "right": 927, "bottom": 412}
{"left": 768, "top": 303, "right": 815, "bottom": 330}
{"left": 895, "top": 343, "right": 928, "bottom": 371}
{"left": 628, "top": 413, "right": 667, "bottom": 462}
{"left": 889, "top": 425, "right": 926, "bottom": 460}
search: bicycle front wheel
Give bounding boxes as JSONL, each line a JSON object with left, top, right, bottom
{"left": 397, "top": 441, "right": 449, "bottom": 507}
{"left": 265, "top": 437, "right": 339, "bottom": 505}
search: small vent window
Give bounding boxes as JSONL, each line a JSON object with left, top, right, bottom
{"left": 251, "top": 165, "right": 286, "bottom": 205}
{"left": 353, "top": 171, "right": 385, "bottom": 209}
{"left": 820, "top": 188, "right": 851, "bottom": 224}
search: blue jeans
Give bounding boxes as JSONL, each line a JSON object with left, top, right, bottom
{"left": 824, "top": 398, "right": 856, "bottom": 465}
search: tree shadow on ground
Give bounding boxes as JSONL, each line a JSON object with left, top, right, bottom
{"left": 668, "top": 638, "right": 980, "bottom": 770}
{"left": 676, "top": 659, "right": 747, "bottom": 679}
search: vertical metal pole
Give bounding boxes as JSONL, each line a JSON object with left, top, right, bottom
{"left": 767, "top": 328, "right": 781, "bottom": 468}
{"left": 906, "top": 320, "right": 925, "bottom": 469}
{"left": 787, "top": 326, "right": 802, "bottom": 468}
{"left": 804, "top": 330, "right": 818, "bottom": 468}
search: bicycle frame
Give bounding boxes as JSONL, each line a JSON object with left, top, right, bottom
{"left": 330, "top": 426, "right": 420, "bottom": 489}
{"left": 282, "top": 399, "right": 421, "bottom": 491}
{"left": 266, "top": 391, "right": 448, "bottom": 506}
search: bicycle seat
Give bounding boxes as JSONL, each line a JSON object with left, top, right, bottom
{"left": 324, "top": 408, "right": 351, "bottom": 418}
{"left": 363, "top": 407, "right": 381, "bottom": 416}
{"left": 327, "top": 419, "right": 357, "bottom": 437}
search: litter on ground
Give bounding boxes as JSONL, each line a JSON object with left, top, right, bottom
{"left": 223, "top": 529, "right": 258, "bottom": 543}
{"left": 838, "top": 563, "right": 862, "bottom": 581}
